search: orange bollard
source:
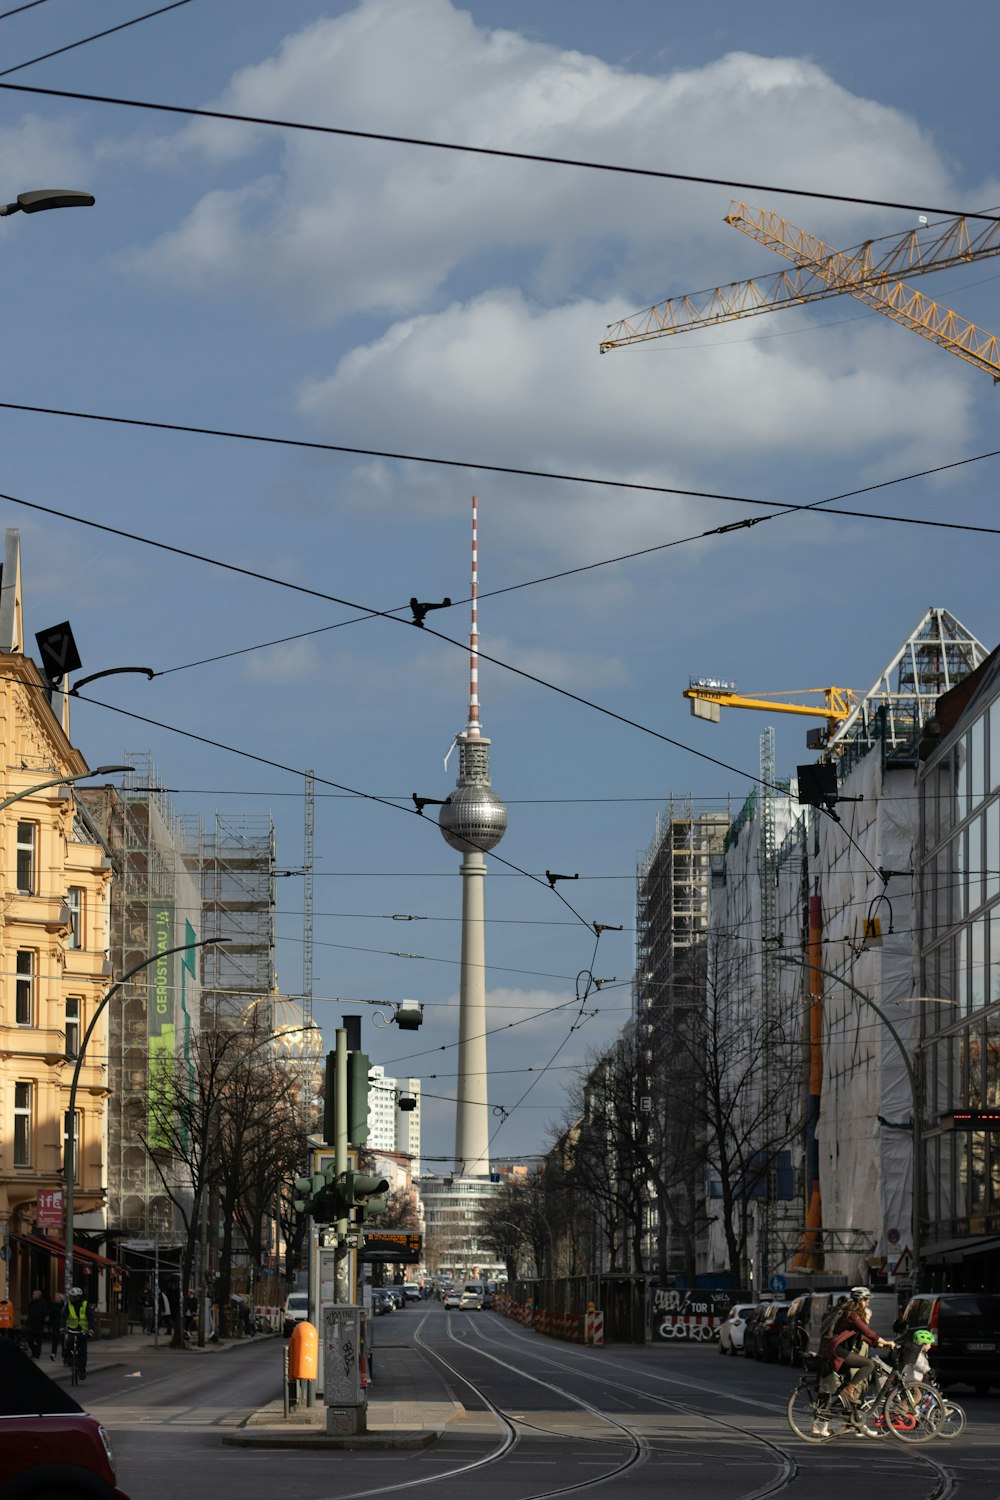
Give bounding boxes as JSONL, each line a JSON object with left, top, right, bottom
{"left": 288, "top": 1320, "right": 318, "bottom": 1381}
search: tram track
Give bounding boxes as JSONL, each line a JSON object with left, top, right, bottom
{"left": 464, "top": 1311, "right": 958, "bottom": 1500}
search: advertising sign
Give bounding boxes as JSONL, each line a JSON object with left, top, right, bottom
{"left": 148, "top": 905, "right": 176, "bottom": 1149}
{"left": 37, "top": 1189, "right": 63, "bottom": 1227}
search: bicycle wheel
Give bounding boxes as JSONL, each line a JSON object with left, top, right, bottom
{"left": 883, "top": 1381, "right": 944, "bottom": 1443}
{"left": 786, "top": 1386, "right": 850, "bottom": 1442}
{"left": 937, "top": 1400, "right": 966, "bottom": 1439}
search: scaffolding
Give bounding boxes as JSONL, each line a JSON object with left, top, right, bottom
{"left": 82, "top": 759, "right": 276, "bottom": 1241}
{"left": 178, "top": 810, "right": 276, "bottom": 1028}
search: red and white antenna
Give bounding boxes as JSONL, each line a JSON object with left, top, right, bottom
{"left": 467, "top": 493, "right": 480, "bottom": 738}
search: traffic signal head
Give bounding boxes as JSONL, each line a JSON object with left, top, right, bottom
{"left": 292, "top": 1172, "right": 327, "bottom": 1216}
{"left": 343, "top": 1170, "right": 389, "bottom": 1220}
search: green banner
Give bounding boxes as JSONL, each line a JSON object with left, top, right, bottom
{"left": 148, "top": 905, "right": 176, "bottom": 1150}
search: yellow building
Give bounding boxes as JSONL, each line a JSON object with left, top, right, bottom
{"left": 0, "top": 531, "right": 115, "bottom": 1312}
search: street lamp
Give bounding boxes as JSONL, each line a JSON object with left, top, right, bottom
{"left": 0, "top": 764, "right": 132, "bottom": 813}
{"left": 63, "top": 938, "right": 228, "bottom": 1295}
{"left": 778, "top": 953, "right": 953, "bottom": 1284}
{"left": 0, "top": 188, "right": 95, "bottom": 217}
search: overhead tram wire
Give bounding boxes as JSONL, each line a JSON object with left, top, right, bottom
{"left": 0, "top": 78, "right": 996, "bottom": 223}
{"left": 3, "top": 399, "right": 1000, "bottom": 541}
{"left": 58, "top": 681, "right": 598, "bottom": 931}
{"left": 0, "top": 0, "right": 195, "bottom": 79}
{"left": 0, "top": 1, "right": 54, "bottom": 19}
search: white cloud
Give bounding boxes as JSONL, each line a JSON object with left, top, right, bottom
{"left": 297, "top": 289, "right": 975, "bottom": 559}
{"left": 0, "top": 115, "right": 88, "bottom": 206}
{"left": 127, "top": 0, "right": 955, "bottom": 319}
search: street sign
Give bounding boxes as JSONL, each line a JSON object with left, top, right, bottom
{"left": 34, "top": 620, "right": 82, "bottom": 682}
{"left": 887, "top": 1227, "right": 901, "bottom": 1245}
{"left": 37, "top": 1189, "right": 62, "bottom": 1227}
{"left": 358, "top": 1232, "right": 421, "bottom": 1265}
{"left": 768, "top": 1273, "right": 787, "bottom": 1294}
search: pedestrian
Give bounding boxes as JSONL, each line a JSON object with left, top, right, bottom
{"left": 25, "top": 1290, "right": 47, "bottom": 1359}
{"left": 157, "top": 1287, "right": 172, "bottom": 1335}
{"left": 49, "top": 1291, "right": 66, "bottom": 1362}
{"left": 140, "top": 1289, "right": 153, "bottom": 1335}
{"left": 64, "top": 1286, "right": 90, "bottom": 1380}
{"left": 184, "top": 1290, "right": 198, "bottom": 1339}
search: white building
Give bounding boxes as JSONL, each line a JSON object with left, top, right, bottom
{"left": 368, "top": 1064, "right": 421, "bottom": 1172}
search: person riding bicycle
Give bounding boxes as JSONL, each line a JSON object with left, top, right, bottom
{"left": 900, "top": 1327, "right": 935, "bottom": 1384}
{"left": 820, "top": 1287, "right": 892, "bottom": 1408}
{"left": 64, "top": 1286, "right": 90, "bottom": 1381}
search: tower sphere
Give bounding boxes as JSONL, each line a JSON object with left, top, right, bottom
{"left": 439, "top": 783, "right": 508, "bottom": 853}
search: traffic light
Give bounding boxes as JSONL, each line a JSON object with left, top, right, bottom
{"left": 322, "top": 1048, "right": 371, "bottom": 1147}
{"left": 347, "top": 1051, "right": 371, "bottom": 1146}
{"left": 322, "top": 1050, "right": 336, "bottom": 1148}
{"left": 342, "top": 1170, "right": 389, "bottom": 1222}
{"left": 292, "top": 1172, "right": 328, "bottom": 1216}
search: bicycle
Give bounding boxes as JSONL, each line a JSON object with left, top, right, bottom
{"left": 787, "top": 1348, "right": 944, "bottom": 1444}
{"left": 64, "top": 1330, "right": 87, "bottom": 1386}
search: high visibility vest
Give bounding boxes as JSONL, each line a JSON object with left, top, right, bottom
{"left": 66, "top": 1299, "right": 89, "bottom": 1333}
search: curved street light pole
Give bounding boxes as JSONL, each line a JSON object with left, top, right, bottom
{"left": 0, "top": 764, "right": 132, "bottom": 814}
{"left": 63, "top": 938, "right": 226, "bottom": 1296}
{"left": 777, "top": 953, "right": 941, "bottom": 1284}
{"left": 0, "top": 188, "right": 95, "bottom": 217}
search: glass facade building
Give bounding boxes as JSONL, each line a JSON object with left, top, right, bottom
{"left": 919, "top": 649, "right": 1000, "bottom": 1286}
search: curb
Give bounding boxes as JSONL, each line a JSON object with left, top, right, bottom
{"left": 222, "top": 1429, "right": 440, "bottom": 1451}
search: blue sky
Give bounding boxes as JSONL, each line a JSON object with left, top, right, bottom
{"left": 2, "top": 0, "right": 999, "bottom": 1169}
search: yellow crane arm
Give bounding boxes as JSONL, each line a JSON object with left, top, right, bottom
{"left": 726, "top": 203, "right": 1000, "bottom": 382}
{"left": 684, "top": 686, "right": 857, "bottom": 723}
{"left": 600, "top": 202, "right": 1000, "bottom": 379}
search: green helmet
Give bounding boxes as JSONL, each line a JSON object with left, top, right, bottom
{"left": 913, "top": 1329, "right": 936, "bottom": 1346}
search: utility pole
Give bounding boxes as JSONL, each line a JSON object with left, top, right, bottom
{"left": 334, "top": 1026, "right": 349, "bottom": 1304}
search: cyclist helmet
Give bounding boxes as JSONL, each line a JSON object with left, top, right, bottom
{"left": 849, "top": 1286, "right": 870, "bottom": 1299}
{"left": 70, "top": 1286, "right": 83, "bottom": 1296}
{"left": 913, "top": 1329, "right": 936, "bottom": 1345}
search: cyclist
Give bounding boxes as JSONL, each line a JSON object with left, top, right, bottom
{"left": 64, "top": 1286, "right": 90, "bottom": 1381}
{"left": 900, "top": 1327, "right": 936, "bottom": 1383}
{"left": 819, "top": 1287, "right": 893, "bottom": 1433}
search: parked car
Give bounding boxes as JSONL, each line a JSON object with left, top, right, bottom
{"left": 0, "top": 1337, "right": 129, "bottom": 1499}
{"left": 442, "top": 1289, "right": 463, "bottom": 1309}
{"left": 899, "top": 1292, "right": 1000, "bottom": 1395}
{"left": 371, "top": 1288, "right": 395, "bottom": 1315}
{"left": 386, "top": 1286, "right": 404, "bottom": 1309}
{"left": 753, "top": 1302, "right": 790, "bottom": 1362}
{"left": 717, "top": 1303, "right": 757, "bottom": 1355}
{"left": 283, "top": 1290, "right": 310, "bottom": 1337}
{"left": 402, "top": 1282, "right": 421, "bottom": 1302}
{"left": 778, "top": 1294, "right": 813, "bottom": 1365}
{"left": 742, "top": 1304, "right": 772, "bottom": 1360}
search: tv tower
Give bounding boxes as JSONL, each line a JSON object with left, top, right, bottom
{"left": 438, "top": 496, "right": 508, "bottom": 1176}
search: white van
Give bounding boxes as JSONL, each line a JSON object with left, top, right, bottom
{"left": 460, "top": 1281, "right": 484, "bottom": 1310}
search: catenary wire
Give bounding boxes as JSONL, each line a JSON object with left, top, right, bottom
{"left": 0, "top": 78, "right": 996, "bottom": 222}
{"left": 0, "top": 0, "right": 195, "bottom": 79}
{"left": 3, "top": 399, "right": 1000, "bottom": 537}
{"left": 0, "top": 1, "right": 52, "bottom": 19}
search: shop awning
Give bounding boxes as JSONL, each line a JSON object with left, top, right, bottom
{"left": 13, "top": 1232, "right": 126, "bottom": 1273}
{"left": 920, "top": 1234, "right": 1000, "bottom": 1263}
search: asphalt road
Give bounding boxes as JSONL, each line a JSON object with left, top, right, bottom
{"left": 83, "top": 1305, "right": 999, "bottom": 1500}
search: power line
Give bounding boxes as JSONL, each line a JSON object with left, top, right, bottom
{"left": 3, "top": 401, "right": 999, "bottom": 540}
{"left": 0, "top": 1, "right": 53, "bottom": 20}
{"left": 0, "top": 78, "right": 995, "bottom": 223}
{"left": 0, "top": 0, "right": 194, "bottom": 79}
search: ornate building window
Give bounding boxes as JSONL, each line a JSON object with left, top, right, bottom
{"left": 13, "top": 1082, "right": 32, "bottom": 1166}
{"left": 15, "top": 950, "right": 34, "bottom": 1026}
{"left": 16, "top": 821, "right": 36, "bottom": 894}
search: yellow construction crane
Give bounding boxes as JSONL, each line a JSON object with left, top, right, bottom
{"left": 601, "top": 201, "right": 1000, "bottom": 379}
{"left": 684, "top": 679, "right": 858, "bottom": 741}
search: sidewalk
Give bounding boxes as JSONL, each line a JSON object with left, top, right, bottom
{"left": 41, "top": 1324, "right": 475, "bottom": 1450}
{"left": 45, "top": 1326, "right": 269, "bottom": 1386}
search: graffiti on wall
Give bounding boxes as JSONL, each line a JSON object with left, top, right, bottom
{"left": 650, "top": 1288, "right": 733, "bottom": 1342}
